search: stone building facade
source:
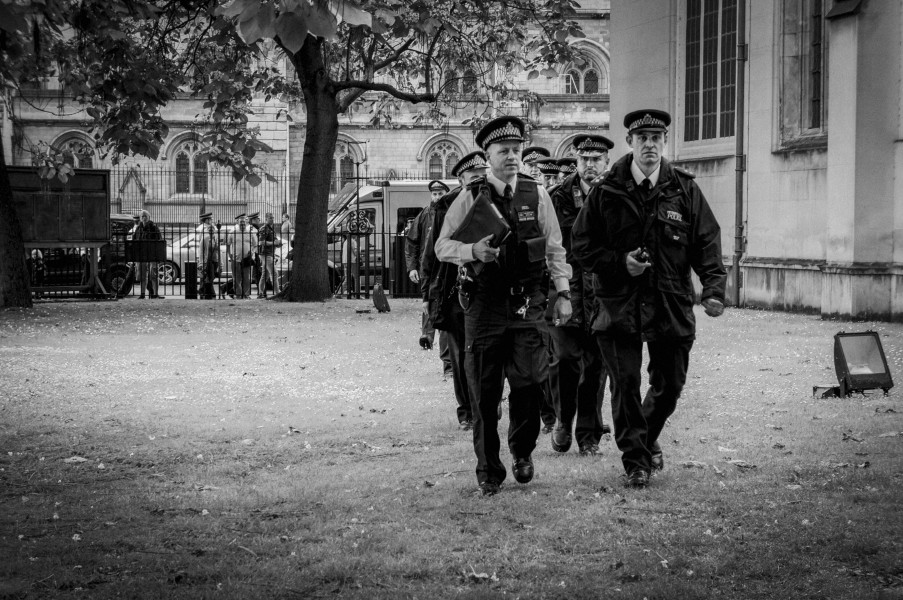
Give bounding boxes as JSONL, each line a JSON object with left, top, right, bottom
{"left": 610, "top": 0, "right": 903, "bottom": 321}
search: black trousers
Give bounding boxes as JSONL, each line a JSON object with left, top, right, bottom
{"left": 550, "top": 325, "right": 609, "bottom": 446}
{"left": 595, "top": 333, "right": 693, "bottom": 473}
{"left": 465, "top": 290, "right": 548, "bottom": 485}
{"left": 443, "top": 301, "right": 472, "bottom": 423}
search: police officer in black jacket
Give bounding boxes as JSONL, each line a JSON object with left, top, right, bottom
{"left": 571, "top": 109, "right": 727, "bottom": 489}
{"left": 548, "top": 133, "right": 615, "bottom": 457}
{"left": 435, "top": 116, "right": 573, "bottom": 496}
{"left": 421, "top": 151, "right": 490, "bottom": 431}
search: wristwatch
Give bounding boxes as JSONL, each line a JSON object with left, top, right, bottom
{"left": 557, "top": 290, "right": 571, "bottom": 301}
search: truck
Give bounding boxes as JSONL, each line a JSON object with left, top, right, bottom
{"left": 326, "top": 179, "right": 457, "bottom": 296}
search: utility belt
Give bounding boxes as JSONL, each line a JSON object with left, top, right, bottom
{"left": 457, "top": 264, "right": 545, "bottom": 319}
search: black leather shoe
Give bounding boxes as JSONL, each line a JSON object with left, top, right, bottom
{"left": 458, "top": 419, "right": 474, "bottom": 431}
{"left": 551, "top": 422, "right": 572, "bottom": 453}
{"left": 479, "top": 481, "right": 501, "bottom": 496}
{"left": 419, "top": 335, "right": 432, "bottom": 350}
{"left": 626, "top": 468, "right": 650, "bottom": 489}
{"left": 513, "top": 456, "right": 534, "bottom": 484}
{"left": 650, "top": 441, "right": 664, "bottom": 472}
{"left": 579, "top": 443, "right": 600, "bottom": 456}
{"left": 601, "top": 423, "right": 612, "bottom": 436}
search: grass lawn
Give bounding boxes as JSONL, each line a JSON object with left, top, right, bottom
{"left": 1, "top": 297, "right": 901, "bottom": 599}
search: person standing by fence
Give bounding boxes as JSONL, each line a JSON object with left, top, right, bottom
{"left": 226, "top": 214, "right": 257, "bottom": 299}
{"left": 197, "top": 212, "right": 219, "bottom": 300}
{"left": 134, "top": 209, "right": 163, "bottom": 299}
{"left": 257, "top": 212, "right": 282, "bottom": 298}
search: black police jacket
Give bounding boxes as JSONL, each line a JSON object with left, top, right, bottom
{"left": 571, "top": 154, "right": 726, "bottom": 340}
{"left": 421, "top": 186, "right": 462, "bottom": 331}
{"left": 547, "top": 172, "right": 593, "bottom": 329}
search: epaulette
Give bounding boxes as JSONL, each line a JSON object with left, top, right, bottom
{"left": 586, "top": 171, "right": 610, "bottom": 188}
{"left": 466, "top": 175, "right": 488, "bottom": 192}
{"left": 674, "top": 165, "right": 696, "bottom": 179}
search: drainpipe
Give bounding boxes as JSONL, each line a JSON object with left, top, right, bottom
{"left": 733, "top": 0, "right": 747, "bottom": 307}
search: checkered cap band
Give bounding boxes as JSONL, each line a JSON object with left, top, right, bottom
{"left": 454, "top": 155, "right": 487, "bottom": 175}
{"left": 576, "top": 139, "right": 609, "bottom": 151}
{"left": 483, "top": 122, "right": 523, "bottom": 146}
{"left": 523, "top": 150, "right": 546, "bottom": 163}
{"left": 628, "top": 113, "right": 668, "bottom": 131}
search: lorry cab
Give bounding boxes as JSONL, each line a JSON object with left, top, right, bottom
{"left": 327, "top": 179, "right": 457, "bottom": 296}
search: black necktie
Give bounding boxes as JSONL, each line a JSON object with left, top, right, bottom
{"left": 641, "top": 178, "right": 652, "bottom": 192}
{"left": 503, "top": 184, "right": 513, "bottom": 201}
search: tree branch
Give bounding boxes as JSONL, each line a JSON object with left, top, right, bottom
{"left": 372, "top": 37, "right": 416, "bottom": 73}
{"left": 334, "top": 80, "right": 435, "bottom": 111}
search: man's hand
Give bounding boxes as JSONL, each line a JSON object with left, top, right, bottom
{"left": 422, "top": 301, "right": 429, "bottom": 315}
{"left": 702, "top": 298, "right": 724, "bottom": 317}
{"left": 552, "top": 296, "right": 572, "bottom": 326}
{"left": 625, "top": 248, "right": 651, "bottom": 277}
{"left": 472, "top": 234, "right": 500, "bottom": 263}
{"left": 408, "top": 269, "right": 420, "bottom": 283}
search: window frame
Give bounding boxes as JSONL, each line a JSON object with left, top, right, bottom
{"left": 425, "top": 140, "right": 462, "bottom": 179}
{"left": 171, "top": 139, "right": 210, "bottom": 195}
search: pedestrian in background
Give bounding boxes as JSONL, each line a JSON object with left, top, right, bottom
{"left": 257, "top": 212, "right": 282, "bottom": 298}
{"left": 280, "top": 212, "right": 293, "bottom": 237}
{"left": 197, "top": 212, "right": 219, "bottom": 300}
{"left": 521, "top": 146, "right": 551, "bottom": 180}
{"left": 226, "top": 213, "right": 257, "bottom": 299}
{"left": 571, "top": 109, "right": 727, "bottom": 489}
{"left": 548, "top": 133, "right": 614, "bottom": 457}
{"left": 435, "top": 116, "right": 573, "bottom": 497}
{"left": 134, "top": 209, "right": 163, "bottom": 299}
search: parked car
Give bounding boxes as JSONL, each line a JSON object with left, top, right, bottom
{"left": 161, "top": 230, "right": 292, "bottom": 284}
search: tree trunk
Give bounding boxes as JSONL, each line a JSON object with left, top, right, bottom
{"left": 284, "top": 36, "right": 339, "bottom": 302}
{"left": 0, "top": 141, "right": 33, "bottom": 309}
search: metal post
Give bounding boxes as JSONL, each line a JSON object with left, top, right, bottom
{"left": 733, "top": 0, "right": 747, "bottom": 307}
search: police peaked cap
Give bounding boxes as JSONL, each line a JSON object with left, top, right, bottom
{"left": 234, "top": 213, "right": 247, "bottom": 221}
{"left": 556, "top": 157, "right": 577, "bottom": 173}
{"left": 428, "top": 180, "right": 450, "bottom": 193}
{"left": 572, "top": 133, "right": 614, "bottom": 155}
{"left": 248, "top": 211, "right": 260, "bottom": 220}
{"left": 624, "top": 109, "right": 671, "bottom": 133}
{"left": 535, "top": 158, "right": 560, "bottom": 175}
{"left": 199, "top": 212, "right": 213, "bottom": 221}
{"left": 521, "top": 146, "right": 551, "bottom": 164}
{"left": 474, "top": 116, "right": 526, "bottom": 150}
{"left": 451, "top": 151, "right": 488, "bottom": 178}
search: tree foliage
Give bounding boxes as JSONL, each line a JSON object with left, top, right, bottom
{"left": 0, "top": 0, "right": 586, "bottom": 307}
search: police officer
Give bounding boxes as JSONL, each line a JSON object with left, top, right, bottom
{"left": 535, "top": 158, "right": 561, "bottom": 190}
{"left": 555, "top": 157, "right": 577, "bottom": 186}
{"left": 571, "top": 109, "right": 727, "bottom": 489}
{"left": 521, "top": 146, "right": 551, "bottom": 180}
{"left": 421, "top": 151, "right": 490, "bottom": 431}
{"left": 549, "top": 133, "right": 614, "bottom": 456}
{"left": 197, "top": 211, "right": 219, "bottom": 300}
{"left": 435, "top": 116, "right": 573, "bottom": 496}
{"left": 407, "top": 180, "right": 452, "bottom": 365}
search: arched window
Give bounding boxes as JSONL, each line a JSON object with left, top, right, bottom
{"left": 561, "top": 48, "right": 609, "bottom": 95}
{"left": 426, "top": 141, "right": 461, "bottom": 179}
{"left": 172, "top": 139, "right": 208, "bottom": 194}
{"left": 56, "top": 138, "right": 95, "bottom": 169}
{"left": 445, "top": 69, "right": 479, "bottom": 96}
{"left": 462, "top": 70, "right": 477, "bottom": 95}
{"left": 332, "top": 139, "right": 363, "bottom": 195}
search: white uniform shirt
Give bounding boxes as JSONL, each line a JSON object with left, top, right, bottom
{"left": 434, "top": 171, "right": 572, "bottom": 292}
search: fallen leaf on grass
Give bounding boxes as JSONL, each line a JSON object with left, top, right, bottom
{"left": 287, "top": 426, "right": 301, "bottom": 435}
{"left": 63, "top": 457, "right": 87, "bottom": 464}
{"left": 464, "top": 566, "right": 499, "bottom": 584}
{"left": 727, "top": 459, "right": 757, "bottom": 470}
{"left": 786, "top": 484, "right": 802, "bottom": 490}
{"left": 423, "top": 480, "right": 435, "bottom": 488}
{"left": 878, "top": 431, "right": 903, "bottom": 438}
{"left": 680, "top": 461, "right": 708, "bottom": 469}
{"left": 718, "top": 446, "right": 737, "bottom": 453}
{"left": 842, "top": 432, "right": 863, "bottom": 442}
{"left": 773, "top": 443, "right": 786, "bottom": 449}
{"left": 765, "top": 424, "right": 783, "bottom": 431}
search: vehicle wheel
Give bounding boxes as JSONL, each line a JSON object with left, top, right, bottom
{"left": 157, "top": 261, "right": 180, "bottom": 284}
{"left": 105, "top": 265, "right": 132, "bottom": 296}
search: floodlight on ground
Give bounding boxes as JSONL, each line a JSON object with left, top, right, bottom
{"left": 833, "top": 331, "right": 893, "bottom": 397}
